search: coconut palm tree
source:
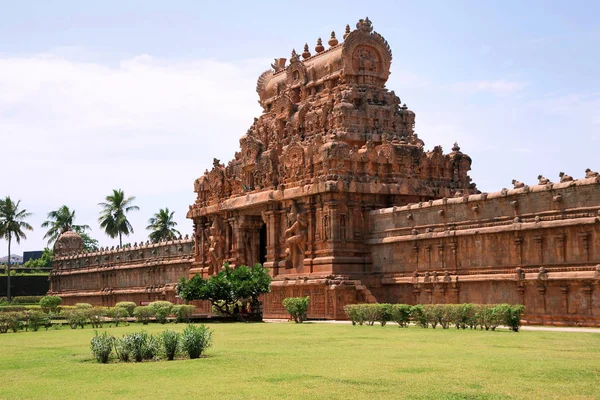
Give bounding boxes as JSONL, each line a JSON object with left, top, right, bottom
{"left": 41, "top": 205, "right": 91, "bottom": 246}
{"left": 146, "top": 208, "right": 181, "bottom": 242}
{"left": 0, "top": 197, "right": 33, "bottom": 302}
{"left": 98, "top": 189, "right": 139, "bottom": 247}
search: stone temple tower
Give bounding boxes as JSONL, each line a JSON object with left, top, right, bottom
{"left": 187, "top": 18, "right": 477, "bottom": 318}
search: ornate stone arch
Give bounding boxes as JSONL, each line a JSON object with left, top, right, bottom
{"left": 341, "top": 19, "right": 392, "bottom": 83}
{"left": 272, "top": 95, "right": 295, "bottom": 120}
{"left": 286, "top": 59, "right": 307, "bottom": 87}
{"left": 282, "top": 140, "right": 305, "bottom": 179}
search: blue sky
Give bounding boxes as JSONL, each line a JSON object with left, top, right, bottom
{"left": 1, "top": 1, "right": 599, "bottom": 256}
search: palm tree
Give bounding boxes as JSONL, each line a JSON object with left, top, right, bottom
{"left": 41, "top": 205, "right": 91, "bottom": 246}
{"left": 0, "top": 197, "right": 33, "bottom": 302}
{"left": 146, "top": 208, "right": 181, "bottom": 242}
{"left": 98, "top": 189, "right": 139, "bottom": 247}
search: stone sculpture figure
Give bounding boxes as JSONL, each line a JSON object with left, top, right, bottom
{"left": 208, "top": 217, "right": 225, "bottom": 271}
{"left": 537, "top": 175, "right": 551, "bottom": 185}
{"left": 512, "top": 179, "right": 525, "bottom": 189}
{"left": 285, "top": 202, "right": 308, "bottom": 269}
{"left": 559, "top": 172, "right": 573, "bottom": 183}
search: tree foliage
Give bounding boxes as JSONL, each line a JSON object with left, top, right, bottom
{"left": 79, "top": 232, "right": 100, "bottom": 252}
{"left": 0, "top": 196, "right": 33, "bottom": 302}
{"left": 146, "top": 208, "right": 181, "bottom": 243}
{"left": 23, "top": 248, "right": 53, "bottom": 269}
{"left": 41, "top": 205, "right": 90, "bottom": 246}
{"left": 98, "top": 189, "right": 139, "bottom": 247}
{"left": 177, "top": 264, "right": 271, "bottom": 320}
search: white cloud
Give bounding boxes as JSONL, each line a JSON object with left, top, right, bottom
{"left": 0, "top": 52, "right": 269, "bottom": 254}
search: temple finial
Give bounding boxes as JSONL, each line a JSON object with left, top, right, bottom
{"left": 290, "top": 48, "right": 299, "bottom": 62}
{"left": 328, "top": 31, "right": 338, "bottom": 47}
{"left": 315, "top": 37, "right": 325, "bottom": 53}
{"left": 302, "top": 43, "right": 311, "bottom": 59}
{"left": 343, "top": 24, "right": 351, "bottom": 39}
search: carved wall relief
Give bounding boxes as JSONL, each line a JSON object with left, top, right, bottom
{"left": 285, "top": 202, "right": 308, "bottom": 269}
{"left": 208, "top": 216, "right": 226, "bottom": 272}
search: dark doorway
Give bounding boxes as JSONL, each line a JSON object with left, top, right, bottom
{"left": 259, "top": 224, "right": 267, "bottom": 265}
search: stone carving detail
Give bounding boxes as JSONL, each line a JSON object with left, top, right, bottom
{"left": 559, "top": 172, "right": 573, "bottom": 183}
{"left": 208, "top": 217, "right": 225, "bottom": 271}
{"left": 285, "top": 202, "right": 307, "bottom": 269}
{"left": 352, "top": 46, "right": 380, "bottom": 73}
{"left": 537, "top": 175, "right": 551, "bottom": 185}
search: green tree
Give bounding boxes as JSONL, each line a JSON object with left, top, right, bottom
{"left": 177, "top": 263, "right": 271, "bottom": 320}
{"left": 41, "top": 205, "right": 91, "bottom": 246}
{"left": 79, "top": 232, "right": 99, "bottom": 252}
{"left": 0, "top": 197, "right": 33, "bottom": 302}
{"left": 146, "top": 207, "right": 181, "bottom": 242}
{"left": 23, "top": 248, "right": 53, "bottom": 269}
{"left": 98, "top": 189, "right": 139, "bottom": 247}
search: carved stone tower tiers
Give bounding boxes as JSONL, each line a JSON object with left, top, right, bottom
{"left": 187, "top": 18, "right": 477, "bottom": 319}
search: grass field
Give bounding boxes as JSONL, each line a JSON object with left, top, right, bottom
{"left": 1, "top": 322, "right": 599, "bottom": 400}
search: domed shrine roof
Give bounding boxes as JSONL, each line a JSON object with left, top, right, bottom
{"left": 54, "top": 229, "right": 84, "bottom": 257}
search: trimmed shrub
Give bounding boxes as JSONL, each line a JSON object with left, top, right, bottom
{"left": 438, "top": 305, "right": 455, "bottom": 329}
{"left": 115, "top": 301, "right": 137, "bottom": 317}
{"left": 0, "top": 313, "right": 11, "bottom": 333}
{"left": 160, "top": 329, "right": 180, "bottom": 361}
{"left": 363, "top": 304, "right": 380, "bottom": 326}
{"left": 452, "top": 303, "right": 476, "bottom": 329}
{"left": 63, "top": 309, "right": 88, "bottom": 329}
{"left": 75, "top": 303, "right": 93, "bottom": 309}
{"left": 181, "top": 324, "right": 212, "bottom": 359}
{"left": 172, "top": 305, "right": 195, "bottom": 323}
{"left": 40, "top": 296, "right": 62, "bottom": 313}
{"left": 391, "top": 304, "right": 411, "bottom": 327}
{"left": 410, "top": 305, "right": 428, "bottom": 328}
{"left": 282, "top": 297, "right": 310, "bottom": 323}
{"left": 4, "top": 312, "right": 22, "bottom": 332}
{"left": 90, "top": 331, "right": 113, "bottom": 363}
{"left": 378, "top": 304, "right": 394, "bottom": 327}
{"left": 149, "top": 301, "right": 173, "bottom": 324}
{"left": 24, "top": 310, "right": 50, "bottom": 331}
{"left": 344, "top": 304, "right": 368, "bottom": 325}
{"left": 504, "top": 304, "right": 525, "bottom": 332}
{"left": 133, "top": 306, "right": 154, "bottom": 325}
{"left": 106, "top": 307, "right": 129, "bottom": 327}
{"left": 87, "top": 307, "right": 107, "bottom": 328}
{"left": 10, "top": 296, "right": 43, "bottom": 305}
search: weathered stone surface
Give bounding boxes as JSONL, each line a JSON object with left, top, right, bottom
{"left": 49, "top": 235, "right": 194, "bottom": 306}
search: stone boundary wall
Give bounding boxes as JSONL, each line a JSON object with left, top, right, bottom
{"left": 366, "top": 176, "right": 600, "bottom": 326}
{"left": 50, "top": 238, "right": 194, "bottom": 306}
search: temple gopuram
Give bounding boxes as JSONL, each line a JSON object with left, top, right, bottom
{"left": 50, "top": 18, "right": 600, "bottom": 326}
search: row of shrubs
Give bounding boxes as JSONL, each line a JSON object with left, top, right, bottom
{"left": 0, "top": 296, "right": 44, "bottom": 305}
{"left": 0, "top": 301, "right": 196, "bottom": 333}
{"left": 90, "top": 324, "right": 213, "bottom": 363}
{"left": 343, "top": 303, "right": 525, "bottom": 332}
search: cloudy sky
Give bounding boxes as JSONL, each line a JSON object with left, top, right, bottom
{"left": 1, "top": 0, "right": 598, "bottom": 256}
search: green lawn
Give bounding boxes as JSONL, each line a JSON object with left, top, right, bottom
{"left": 1, "top": 322, "right": 599, "bottom": 400}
